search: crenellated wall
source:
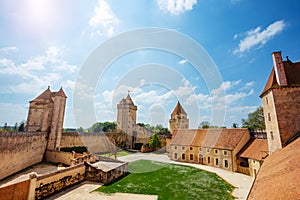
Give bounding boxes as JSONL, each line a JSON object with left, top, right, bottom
{"left": 0, "top": 132, "right": 47, "bottom": 181}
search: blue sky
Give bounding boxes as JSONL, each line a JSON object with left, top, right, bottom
{"left": 1, "top": 0, "right": 300, "bottom": 129}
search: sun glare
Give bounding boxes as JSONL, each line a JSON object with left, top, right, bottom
{"left": 9, "top": 0, "right": 69, "bottom": 40}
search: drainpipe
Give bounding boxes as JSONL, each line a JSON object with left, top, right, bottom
{"left": 231, "top": 151, "right": 234, "bottom": 172}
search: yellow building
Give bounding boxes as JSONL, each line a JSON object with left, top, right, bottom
{"left": 260, "top": 52, "right": 300, "bottom": 154}
{"left": 238, "top": 138, "right": 268, "bottom": 176}
{"left": 170, "top": 129, "right": 250, "bottom": 172}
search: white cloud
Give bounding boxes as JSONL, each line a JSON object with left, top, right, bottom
{"left": 89, "top": 0, "right": 119, "bottom": 37}
{"left": 234, "top": 20, "right": 286, "bottom": 55}
{"left": 0, "top": 46, "right": 19, "bottom": 54}
{"left": 245, "top": 81, "right": 255, "bottom": 88}
{"left": 185, "top": 80, "right": 253, "bottom": 109}
{"left": 0, "top": 46, "right": 77, "bottom": 94}
{"left": 178, "top": 59, "right": 188, "bottom": 65}
{"left": 157, "top": 0, "right": 197, "bottom": 15}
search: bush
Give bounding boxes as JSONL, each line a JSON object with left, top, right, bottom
{"left": 60, "top": 146, "right": 88, "bottom": 153}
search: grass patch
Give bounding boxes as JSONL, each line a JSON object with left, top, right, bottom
{"left": 96, "top": 160, "right": 234, "bottom": 200}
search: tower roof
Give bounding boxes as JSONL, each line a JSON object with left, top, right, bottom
{"left": 125, "top": 94, "right": 135, "bottom": 105}
{"left": 30, "top": 87, "right": 67, "bottom": 102}
{"left": 54, "top": 87, "right": 67, "bottom": 98}
{"left": 171, "top": 101, "right": 187, "bottom": 115}
{"left": 31, "top": 86, "right": 52, "bottom": 102}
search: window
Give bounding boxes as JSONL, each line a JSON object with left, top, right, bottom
{"left": 215, "top": 158, "right": 219, "bottom": 166}
{"left": 270, "top": 131, "right": 274, "bottom": 140}
{"left": 253, "top": 160, "right": 256, "bottom": 163}
{"left": 207, "top": 156, "right": 210, "bottom": 164}
{"left": 215, "top": 149, "right": 218, "bottom": 154}
{"left": 190, "top": 154, "right": 194, "bottom": 160}
{"left": 182, "top": 153, "right": 186, "bottom": 160}
{"left": 190, "top": 147, "right": 193, "bottom": 150}
{"left": 207, "top": 148, "right": 210, "bottom": 153}
{"left": 224, "top": 159, "right": 229, "bottom": 168}
{"left": 268, "top": 113, "right": 271, "bottom": 121}
{"left": 266, "top": 97, "right": 268, "bottom": 104}
{"left": 174, "top": 153, "right": 178, "bottom": 159}
{"left": 182, "top": 146, "right": 185, "bottom": 150}
{"left": 174, "top": 146, "right": 177, "bottom": 150}
{"left": 223, "top": 150, "right": 228, "bottom": 156}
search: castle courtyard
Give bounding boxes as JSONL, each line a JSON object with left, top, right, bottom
{"left": 44, "top": 153, "right": 254, "bottom": 200}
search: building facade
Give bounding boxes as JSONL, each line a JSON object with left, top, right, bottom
{"left": 260, "top": 51, "right": 300, "bottom": 153}
{"left": 170, "top": 129, "right": 250, "bottom": 172}
{"left": 26, "top": 87, "right": 67, "bottom": 151}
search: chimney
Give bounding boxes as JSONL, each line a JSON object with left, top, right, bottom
{"left": 272, "top": 51, "right": 288, "bottom": 86}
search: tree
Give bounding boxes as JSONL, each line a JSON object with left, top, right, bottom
{"left": 89, "top": 122, "right": 116, "bottom": 133}
{"left": 103, "top": 130, "right": 126, "bottom": 159}
{"left": 241, "top": 107, "right": 265, "bottom": 130}
{"left": 18, "top": 121, "right": 25, "bottom": 132}
{"left": 232, "top": 123, "right": 239, "bottom": 128}
{"left": 199, "top": 121, "right": 210, "bottom": 129}
{"left": 149, "top": 134, "right": 161, "bottom": 149}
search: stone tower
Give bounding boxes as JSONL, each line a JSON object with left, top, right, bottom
{"left": 169, "top": 101, "right": 189, "bottom": 134}
{"left": 117, "top": 94, "right": 137, "bottom": 149}
{"left": 26, "top": 87, "right": 67, "bottom": 151}
{"left": 260, "top": 52, "right": 300, "bottom": 154}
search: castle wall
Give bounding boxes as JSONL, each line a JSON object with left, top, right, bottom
{"left": 263, "top": 88, "right": 300, "bottom": 153}
{"left": 60, "top": 132, "right": 112, "bottom": 153}
{"left": 0, "top": 132, "right": 47, "bottom": 180}
{"left": 273, "top": 88, "right": 300, "bottom": 146}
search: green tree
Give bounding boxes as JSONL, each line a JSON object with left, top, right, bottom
{"left": 241, "top": 107, "right": 265, "bottom": 130}
{"left": 89, "top": 122, "right": 116, "bottom": 133}
{"left": 18, "top": 121, "right": 25, "bottom": 132}
{"left": 199, "top": 121, "right": 210, "bottom": 129}
{"left": 149, "top": 134, "right": 161, "bottom": 149}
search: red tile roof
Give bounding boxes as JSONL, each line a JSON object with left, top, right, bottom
{"left": 239, "top": 139, "right": 268, "bottom": 161}
{"left": 170, "top": 130, "right": 196, "bottom": 146}
{"left": 170, "top": 129, "right": 249, "bottom": 150}
{"left": 248, "top": 137, "right": 300, "bottom": 199}
{"left": 260, "top": 60, "right": 300, "bottom": 97}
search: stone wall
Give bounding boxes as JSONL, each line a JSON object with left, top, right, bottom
{"left": 85, "top": 162, "right": 128, "bottom": 184}
{"left": 60, "top": 132, "right": 111, "bottom": 153}
{"left": 35, "top": 164, "right": 85, "bottom": 199}
{"left": 0, "top": 132, "right": 47, "bottom": 180}
{"left": 45, "top": 151, "right": 74, "bottom": 166}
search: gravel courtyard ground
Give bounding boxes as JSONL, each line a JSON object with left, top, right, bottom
{"left": 46, "top": 152, "right": 254, "bottom": 200}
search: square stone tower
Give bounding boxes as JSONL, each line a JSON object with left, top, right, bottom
{"left": 260, "top": 52, "right": 300, "bottom": 154}
{"left": 117, "top": 94, "right": 137, "bottom": 149}
{"left": 169, "top": 101, "right": 189, "bottom": 134}
{"left": 26, "top": 87, "right": 67, "bottom": 151}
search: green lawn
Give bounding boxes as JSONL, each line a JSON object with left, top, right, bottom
{"left": 96, "top": 160, "right": 235, "bottom": 200}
